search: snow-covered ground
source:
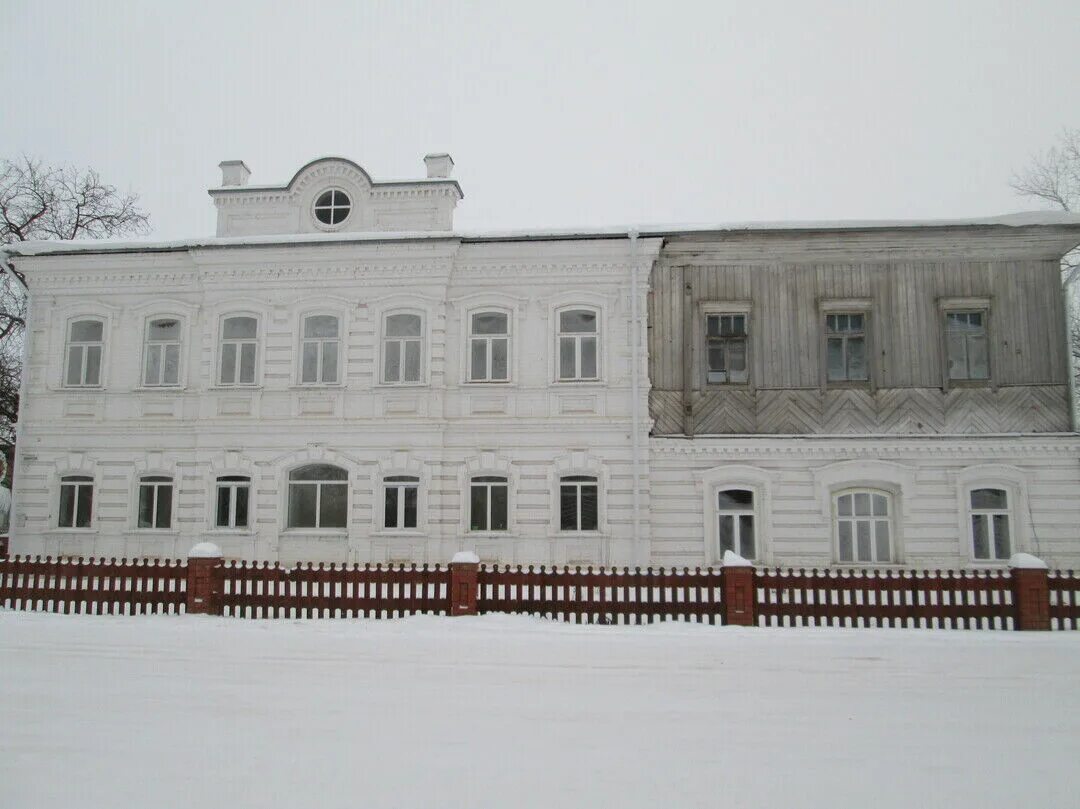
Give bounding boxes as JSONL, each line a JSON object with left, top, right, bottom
{"left": 1, "top": 612, "right": 1078, "bottom": 809}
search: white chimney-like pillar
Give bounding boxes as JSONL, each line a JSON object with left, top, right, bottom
{"left": 423, "top": 153, "right": 454, "bottom": 179}
{"left": 219, "top": 160, "right": 251, "bottom": 187}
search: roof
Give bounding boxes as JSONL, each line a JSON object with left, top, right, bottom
{"left": 4, "top": 211, "right": 1080, "bottom": 258}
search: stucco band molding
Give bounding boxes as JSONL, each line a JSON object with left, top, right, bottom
{"left": 649, "top": 435, "right": 1080, "bottom": 458}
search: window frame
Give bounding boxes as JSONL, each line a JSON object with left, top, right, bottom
{"left": 469, "top": 475, "right": 510, "bottom": 533}
{"left": 380, "top": 310, "right": 427, "bottom": 386}
{"left": 818, "top": 300, "right": 874, "bottom": 390}
{"left": 558, "top": 475, "right": 600, "bottom": 533}
{"left": 704, "top": 313, "right": 750, "bottom": 386}
{"left": 382, "top": 475, "right": 421, "bottom": 532}
{"left": 214, "top": 475, "right": 252, "bottom": 530}
{"left": 285, "top": 464, "right": 349, "bottom": 532}
{"left": 716, "top": 488, "right": 757, "bottom": 560}
{"left": 938, "top": 297, "right": 992, "bottom": 389}
{"left": 833, "top": 488, "right": 894, "bottom": 565}
{"left": 298, "top": 312, "right": 343, "bottom": 386}
{"left": 63, "top": 317, "right": 105, "bottom": 389}
{"left": 697, "top": 301, "right": 753, "bottom": 390}
{"left": 58, "top": 474, "right": 94, "bottom": 530}
{"left": 467, "top": 310, "right": 512, "bottom": 384}
{"left": 555, "top": 306, "right": 601, "bottom": 383}
{"left": 967, "top": 487, "right": 1013, "bottom": 563}
{"left": 136, "top": 475, "right": 175, "bottom": 531}
{"left": 217, "top": 313, "right": 260, "bottom": 387}
{"left": 141, "top": 316, "right": 185, "bottom": 388}
{"left": 311, "top": 187, "right": 352, "bottom": 229}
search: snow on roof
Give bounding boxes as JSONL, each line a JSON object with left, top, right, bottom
{"left": 5, "top": 211, "right": 1080, "bottom": 258}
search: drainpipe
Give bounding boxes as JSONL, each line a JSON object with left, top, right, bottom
{"left": 628, "top": 229, "right": 642, "bottom": 566}
{"left": 1065, "top": 266, "right": 1079, "bottom": 432}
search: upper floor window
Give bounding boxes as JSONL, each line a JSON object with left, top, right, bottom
{"left": 383, "top": 313, "right": 423, "bottom": 384}
{"left": 219, "top": 316, "right": 258, "bottom": 386}
{"left": 557, "top": 309, "right": 598, "bottom": 381}
{"left": 384, "top": 475, "right": 419, "bottom": 529}
{"left": 215, "top": 475, "right": 251, "bottom": 529}
{"left": 137, "top": 475, "right": 173, "bottom": 530}
{"left": 970, "top": 488, "right": 1011, "bottom": 561}
{"left": 470, "top": 476, "right": 508, "bottom": 531}
{"left": 835, "top": 489, "right": 892, "bottom": 564}
{"left": 64, "top": 319, "right": 103, "bottom": 387}
{"left": 469, "top": 312, "right": 509, "bottom": 382}
{"left": 705, "top": 313, "right": 748, "bottom": 384}
{"left": 301, "top": 315, "right": 340, "bottom": 384}
{"left": 825, "top": 313, "right": 868, "bottom": 383}
{"left": 717, "top": 489, "right": 755, "bottom": 559}
{"left": 560, "top": 475, "right": 598, "bottom": 531}
{"left": 945, "top": 311, "right": 989, "bottom": 381}
{"left": 143, "top": 318, "right": 181, "bottom": 387}
{"left": 287, "top": 464, "right": 347, "bottom": 529}
{"left": 313, "top": 189, "right": 351, "bottom": 226}
{"left": 59, "top": 475, "right": 93, "bottom": 529}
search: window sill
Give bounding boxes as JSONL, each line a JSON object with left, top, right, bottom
{"left": 553, "top": 379, "right": 605, "bottom": 387}
{"left": 207, "top": 385, "right": 263, "bottom": 392}
{"left": 124, "top": 529, "right": 180, "bottom": 537}
{"left": 280, "top": 529, "right": 348, "bottom": 536}
{"left": 45, "top": 528, "right": 98, "bottom": 535}
{"left": 372, "top": 530, "right": 426, "bottom": 538}
{"left": 824, "top": 381, "right": 871, "bottom": 390}
{"left": 467, "top": 530, "right": 512, "bottom": 538}
{"left": 704, "top": 382, "right": 753, "bottom": 391}
{"left": 375, "top": 382, "right": 429, "bottom": 390}
{"left": 463, "top": 380, "right": 515, "bottom": 388}
{"left": 289, "top": 384, "right": 346, "bottom": 391}
{"left": 946, "top": 379, "right": 992, "bottom": 388}
{"left": 205, "top": 528, "right": 256, "bottom": 536}
{"left": 133, "top": 386, "right": 187, "bottom": 393}
{"left": 60, "top": 386, "right": 104, "bottom": 392}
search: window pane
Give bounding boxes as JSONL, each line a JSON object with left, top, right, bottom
{"left": 470, "top": 485, "right": 487, "bottom": 531}
{"left": 384, "top": 340, "right": 401, "bottom": 382}
{"left": 302, "top": 342, "right": 319, "bottom": 383}
{"left": 838, "top": 521, "right": 853, "bottom": 561}
{"left": 580, "top": 485, "right": 598, "bottom": 530}
{"left": 580, "top": 336, "right": 597, "bottom": 378}
{"left": 491, "top": 338, "right": 508, "bottom": 380}
{"left": 853, "top": 492, "right": 871, "bottom": 517}
{"left": 386, "top": 314, "right": 421, "bottom": 337}
{"left": 993, "top": 515, "right": 1011, "bottom": 559}
{"left": 971, "top": 488, "right": 1007, "bottom": 510}
{"left": 138, "top": 485, "right": 154, "bottom": 528}
{"left": 856, "top": 520, "right": 871, "bottom": 561}
{"left": 706, "top": 315, "right": 721, "bottom": 338}
{"left": 719, "top": 515, "right": 734, "bottom": 555}
{"left": 403, "top": 340, "right": 421, "bottom": 382}
{"left": 472, "top": 312, "right": 507, "bottom": 335}
{"left": 163, "top": 344, "right": 180, "bottom": 385}
{"left": 155, "top": 485, "right": 172, "bottom": 528}
{"left": 972, "top": 514, "right": 989, "bottom": 559}
{"left": 59, "top": 486, "right": 75, "bottom": 528}
{"left": 718, "top": 489, "right": 753, "bottom": 509}
{"left": 220, "top": 343, "right": 237, "bottom": 384}
{"left": 239, "top": 343, "right": 256, "bottom": 384}
{"left": 305, "top": 315, "right": 338, "bottom": 338}
{"left": 290, "top": 465, "right": 348, "bottom": 481}
{"left": 74, "top": 485, "right": 92, "bottom": 528}
{"left": 968, "top": 336, "right": 989, "bottom": 379}
{"left": 849, "top": 314, "right": 864, "bottom": 331}
{"left": 847, "top": 338, "right": 867, "bottom": 380}
{"left": 560, "top": 485, "right": 577, "bottom": 530}
{"left": 320, "top": 484, "right": 347, "bottom": 528}
{"left": 739, "top": 514, "right": 755, "bottom": 559}
{"left": 727, "top": 340, "right": 746, "bottom": 373}
{"left": 403, "top": 486, "right": 418, "bottom": 529}
{"left": 289, "top": 484, "right": 317, "bottom": 529}
{"left": 560, "top": 310, "right": 596, "bottom": 333}
{"left": 384, "top": 487, "right": 399, "bottom": 528}
{"left": 321, "top": 341, "right": 338, "bottom": 383}
{"left": 708, "top": 345, "right": 725, "bottom": 373}
{"left": 145, "top": 344, "right": 161, "bottom": 384}
{"left": 216, "top": 487, "right": 231, "bottom": 527}
{"left": 837, "top": 494, "right": 852, "bottom": 517}
{"left": 66, "top": 346, "right": 83, "bottom": 386}
{"left": 71, "top": 320, "right": 103, "bottom": 342}
{"left": 946, "top": 333, "right": 967, "bottom": 380}
{"left": 224, "top": 316, "right": 257, "bottom": 339}
{"left": 872, "top": 494, "right": 888, "bottom": 517}
{"left": 470, "top": 339, "right": 487, "bottom": 381}
{"left": 559, "top": 337, "right": 576, "bottom": 379}
{"left": 730, "top": 315, "right": 747, "bottom": 337}
{"left": 149, "top": 319, "right": 180, "bottom": 340}
{"left": 85, "top": 346, "right": 101, "bottom": 385}
{"left": 491, "top": 485, "right": 508, "bottom": 531}
{"left": 234, "top": 486, "right": 249, "bottom": 528}
{"left": 827, "top": 338, "right": 845, "bottom": 381}
{"left": 875, "top": 521, "right": 890, "bottom": 562}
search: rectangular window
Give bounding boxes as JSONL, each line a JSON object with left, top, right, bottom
{"left": 301, "top": 315, "right": 340, "bottom": 385}
{"left": 945, "top": 311, "right": 989, "bottom": 381}
{"left": 470, "top": 476, "right": 509, "bottom": 531}
{"left": 825, "top": 313, "right": 868, "bottom": 382}
{"left": 215, "top": 476, "right": 251, "bottom": 529}
{"left": 970, "top": 488, "right": 1011, "bottom": 561}
{"left": 219, "top": 316, "right": 258, "bottom": 385}
{"left": 557, "top": 309, "right": 599, "bottom": 381}
{"left": 65, "top": 320, "right": 104, "bottom": 387}
{"left": 143, "top": 319, "right": 181, "bottom": 386}
{"left": 469, "top": 312, "right": 510, "bottom": 382}
{"left": 383, "top": 314, "right": 423, "bottom": 384}
{"left": 384, "top": 476, "right": 419, "bottom": 529}
{"left": 705, "top": 314, "right": 748, "bottom": 384}
{"left": 137, "top": 477, "right": 173, "bottom": 529}
{"left": 559, "top": 476, "right": 598, "bottom": 531}
{"left": 59, "top": 476, "right": 93, "bottom": 528}
{"left": 717, "top": 489, "right": 755, "bottom": 559}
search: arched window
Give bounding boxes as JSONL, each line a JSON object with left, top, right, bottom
{"left": 301, "top": 315, "right": 340, "bottom": 384}
{"left": 287, "top": 464, "right": 347, "bottom": 529}
{"left": 384, "top": 475, "right": 419, "bottom": 529}
{"left": 470, "top": 476, "right": 508, "bottom": 531}
{"left": 560, "top": 475, "right": 598, "bottom": 531}
{"left": 64, "top": 319, "right": 104, "bottom": 387}
{"left": 717, "top": 489, "right": 755, "bottom": 559}
{"left": 143, "top": 318, "right": 182, "bottom": 386}
{"left": 215, "top": 475, "right": 251, "bottom": 529}
{"left": 383, "top": 313, "right": 423, "bottom": 383}
{"left": 219, "top": 316, "right": 258, "bottom": 385}
{"left": 970, "top": 488, "right": 1011, "bottom": 561}
{"left": 59, "top": 475, "right": 93, "bottom": 528}
{"left": 557, "top": 308, "right": 599, "bottom": 381}
{"left": 137, "top": 475, "right": 173, "bottom": 529}
{"left": 469, "top": 312, "right": 509, "bottom": 382}
{"left": 835, "top": 489, "right": 892, "bottom": 563}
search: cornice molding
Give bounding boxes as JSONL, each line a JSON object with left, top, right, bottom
{"left": 650, "top": 435, "right": 1080, "bottom": 457}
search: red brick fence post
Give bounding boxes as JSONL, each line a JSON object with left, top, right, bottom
{"left": 449, "top": 551, "right": 480, "bottom": 616}
{"left": 720, "top": 551, "right": 756, "bottom": 627}
{"left": 186, "top": 542, "right": 223, "bottom": 615}
{"left": 1011, "top": 553, "right": 1050, "bottom": 631}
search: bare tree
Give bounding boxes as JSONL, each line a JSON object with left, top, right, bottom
{"left": 0, "top": 156, "right": 150, "bottom": 481}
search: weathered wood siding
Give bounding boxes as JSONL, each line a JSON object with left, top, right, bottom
{"left": 649, "top": 229, "right": 1074, "bottom": 435}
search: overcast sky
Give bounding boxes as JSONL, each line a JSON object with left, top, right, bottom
{"left": 4, "top": 0, "right": 1079, "bottom": 240}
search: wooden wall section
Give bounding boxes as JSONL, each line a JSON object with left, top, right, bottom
{"left": 648, "top": 226, "right": 1076, "bottom": 435}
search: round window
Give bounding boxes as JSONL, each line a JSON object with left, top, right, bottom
{"left": 313, "top": 189, "right": 351, "bottom": 226}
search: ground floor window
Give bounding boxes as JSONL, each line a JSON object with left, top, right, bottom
{"left": 717, "top": 489, "right": 755, "bottom": 559}
{"left": 59, "top": 475, "right": 93, "bottom": 528}
{"left": 137, "top": 476, "right": 173, "bottom": 529}
{"left": 470, "top": 476, "right": 508, "bottom": 531}
{"left": 970, "top": 488, "right": 1011, "bottom": 561}
{"left": 835, "top": 489, "right": 892, "bottom": 563}
{"left": 560, "top": 476, "right": 598, "bottom": 531}
{"left": 384, "top": 476, "right": 419, "bottom": 529}
{"left": 216, "top": 476, "right": 251, "bottom": 529}
{"left": 287, "top": 464, "right": 347, "bottom": 529}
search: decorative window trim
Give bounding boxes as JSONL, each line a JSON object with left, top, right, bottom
{"left": 134, "top": 474, "right": 176, "bottom": 531}
{"left": 938, "top": 296, "right": 993, "bottom": 390}
{"left": 205, "top": 451, "right": 259, "bottom": 533}
{"left": 368, "top": 295, "right": 438, "bottom": 388}
{"left": 548, "top": 451, "right": 607, "bottom": 535}
{"left": 52, "top": 453, "right": 100, "bottom": 531}
{"left": 379, "top": 308, "right": 428, "bottom": 386}
{"left": 372, "top": 452, "right": 428, "bottom": 536}
{"left": 818, "top": 298, "right": 875, "bottom": 391}
{"left": 281, "top": 463, "right": 350, "bottom": 533}
{"left": 696, "top": 464, "right": 777, "bottom": 565}
{"left": 552, "top": 304, "right": 603, "bottom": 384}
{"left": 463, "top": 304, "right": 515, "bottom": 385}
{"left": 61, "top": 316, "right": 107, "bottom": 389}
{"left": 696, "top": 301, "right": 753, "bottom": 391}
{"left": 139, "top": 314, "right": 188, "bottom": 389}
{"left": 275, "top": 447, "right": 357, "bottom": 534}
{"left": 458, "top": 452, "right": 517, "bottom": 535}
{"left": 215, "top": 311, "right": 262, "bottom": 387}
{"left": 953, "top": 464, "right": 1030, "bottom": 564}
{"left": 295, "top": 305, "right": 348, "bottom": 387}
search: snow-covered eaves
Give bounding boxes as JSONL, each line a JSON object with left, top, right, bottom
{"left": 5, "top": 211, "right": 1080, "bottom": 258}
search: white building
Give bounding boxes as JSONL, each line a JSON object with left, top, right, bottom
{"left": 4, "top": 156, "right": 1080, "bottom": 569}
